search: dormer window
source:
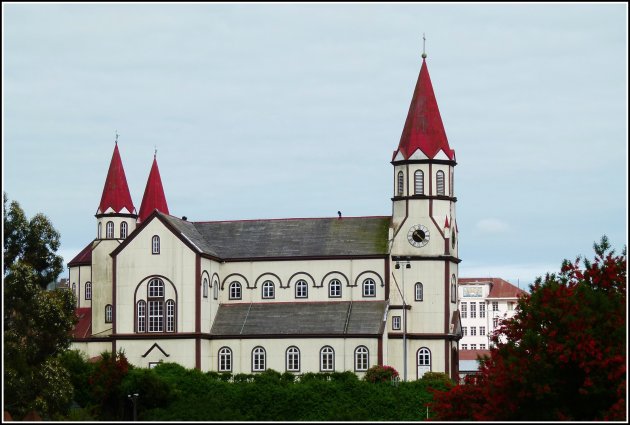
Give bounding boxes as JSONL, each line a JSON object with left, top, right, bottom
{"left": 106, "top": 221, "right": 114, "bottom": 239}
{"left": 397, "top": 171, "right": 404, "bottom": 196}
{"left": 414, "top": 170, "right": 424, "bottom": 195}
{"left": 436, "top": 170, "right": 445, "bottom": 196}
{"left": 152, "top": 235, "right": 160, "bottom": 254}
{"left": 120, "top": 222, "right": 128, "bottom": 239}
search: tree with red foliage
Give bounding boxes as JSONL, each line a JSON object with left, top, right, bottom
{"left": 429, "top": 236, "right": 626, "bottom": 421}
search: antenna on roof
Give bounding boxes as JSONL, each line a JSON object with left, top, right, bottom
{"left": 422, "top": 33, "right": 427, "bottom": 59}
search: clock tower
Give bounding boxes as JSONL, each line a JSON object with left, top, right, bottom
{"left": 387, "top": 51, "right": 461, "bottom": 381}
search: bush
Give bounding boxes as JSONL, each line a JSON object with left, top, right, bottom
{"left": 364, "top": 365, "right": 399, "bottom": 383}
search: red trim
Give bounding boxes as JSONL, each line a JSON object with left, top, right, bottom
{"left": 377, "top": 336, "right": 383, "bottom": 366}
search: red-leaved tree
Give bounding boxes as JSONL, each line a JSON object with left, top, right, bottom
{"left": 429, "top": 236, "right": 626, "bottom": 421}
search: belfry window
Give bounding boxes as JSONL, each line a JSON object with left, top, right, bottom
{"left": 397, "top": 171, "right": 404, "bottom": 196}
{"left": 436, "top": 171, "right": 445, "bottom": 196}
{"left": 120, "top": 222, "right": 128, "bottom": 239}
{"left": 106, "top": 221, "right": 114, "bottom": 239}
{"left": 414, "top": 170, "right": 424, "bottom": 195}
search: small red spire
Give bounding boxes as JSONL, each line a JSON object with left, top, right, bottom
{"left": 395, "top": 57, "right": 454, "bottom": 160}
{"left": 444, "top": 216, "right": 450, "bottom": 228}
{"left": 138, "top": 153, "right": 169, "bottom": 223}
{"left": 97, "top": 143, "right": 135, "bottom": 215}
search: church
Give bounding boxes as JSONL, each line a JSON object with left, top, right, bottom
{"left": 68, "top": 51, "right": 463, "bottom": 381}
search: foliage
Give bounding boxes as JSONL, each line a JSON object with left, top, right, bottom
{"left": 87, "top": 350, "right": 131, "bottom": 419}
{"left": 429, "top": 236, "right": 626, "bottom": 421}
{"left": 119, "top": 366, "right": 175, "bottom": 416}
{"left": 4, "top": 259, "right": 77, "bottom": 418}
{"left": 58, "top": 350, "right": 97, "bottom": 408}
{"left": 3, "top": 192, "right": 64, "bottom": 288}
{"left": 364, "top": 364, "right": 400, "bottom": 383}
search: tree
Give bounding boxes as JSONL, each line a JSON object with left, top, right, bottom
{"left": 3, "top": 194, "right": 77, "bottom": 418}
{"left": 428, "top": 236, "right": 626, "bottom": 421}
{"left": 3, "top": 192, "right": 64, "bottom": 289}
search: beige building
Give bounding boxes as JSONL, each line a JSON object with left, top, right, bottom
{"left": 69, "top": 52, "right": 463, "bottom": 380}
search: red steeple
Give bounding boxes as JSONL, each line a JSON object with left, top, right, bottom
{"left": 97, "top": 142, "right": 135, "bottom": 215}
{"left": 395, "top": 56, "right": 455, "bottom": 161}
{"left": 138, "top": 153, "right": 169, "bottom": 223}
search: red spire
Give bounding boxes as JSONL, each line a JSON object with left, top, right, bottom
{"left": 395, "top": 57, "right": 454, "bottom": 161}
{"left": 138, "top": 154, "right": 169, "bottom": 223}
{"left": 444, "top": 216, "right": 450, "bottom": 228}
{"left": 97, "top": 143, "right": 135, "bottom": 215}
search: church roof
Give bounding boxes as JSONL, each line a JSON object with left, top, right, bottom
{"left": 97, "top": 143, "right": 135, "bottom": 215}
{"left": 160, "top": 214, "right": 391, "bottom": 260}
{"left": 394, "top": 57, "right": 455, "bottom": 161}
{"left": 211, "top": 301, "right": 387, "bottom": 336}
{"left": 67, "top": 241, "right": 93, "bottom": 267}
{"left": 138, "top": 155, "right": 169, "bottom": 223}
{"left": 72, "top": 307, "right": 92, "bottom": 339}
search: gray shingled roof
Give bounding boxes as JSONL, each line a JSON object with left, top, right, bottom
{"left": 211, "top": 301, "right": 387, "bottom": 336}
{"left": 161, "top": 213, "right": 391, "bottom": 259}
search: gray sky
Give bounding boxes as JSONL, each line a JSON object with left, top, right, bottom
{"left": 3, "top": 3, "right": 627, "bottom": 289}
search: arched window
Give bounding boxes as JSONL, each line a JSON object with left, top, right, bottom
{"left": 106, "top": 221, "right": 114, "bottom": 239}
{"left": 203, "top": 278, "right": 209, "bottom": 298}
{"left": 252, "top": 346, "right": 266, "bottom": 372}
{"left": 152, "top": 235, "right": 160, "bottom": 254}
{"left": 120, "top": 221, "right": 128, "bottom": 239}
{"left": 137, "top": 300, "right": 146, "bottom": 332}
{"left": 329, "top": 279, "right": 341, "bottom": 298}
{"left": 148, "top": 279, "right": 164, "bottom": 297}
{"left": 362, "top": 278, "right": 376, "bottom": 297}
{"left": 286, "top": 346, "right": 300, "bottom": 372}
{"left": 97, "top": 222, "right": 102, "bottom": 239}
{"left": 218, "top": 347, "right": 232, "bottom": 372}
{"left": 105, "top": 304, "right": 113, "bottom": 323}
{"left": 415, "top": 282, "right": 423, "bottom": 301}
{"left": 414, "top": 170, "right": 424, "bottom": 195}
{"left": 262, "top": 280, "right": 274, "bottom": 299}
{"left": 451, "top": 275, "right": 457, "bottom": 303}
{"left": 320, "top": 346, "right": 335, "bottom": 372}
{"left": 166, "top": 299, "right": 176, "bottom": 332}
{"left": 354, "top": 346, "right": 369, "bottom": 371}
{"left": 397, "top": 171, "right": 404, "bottom": 196}
{"left": 85, "top": 282, "right": 92, "bottom": 300}
{"left": 436, "top": 170, "right": 445, "bottom": 196}
{"left": 229, "top": 282, "right": 242, "bottom": 300}
{"left": 213, "top": 280, "right": 219, "bottom": 300}
{"left": 295, "top": 279, "right": 308, "bottom": 298}
{"left": 417, "top": 347, "right": 431, "bottom": 378}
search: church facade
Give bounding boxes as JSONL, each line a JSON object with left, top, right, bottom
{"left": 69, "top": 52, "right": 463, "bottom": 380}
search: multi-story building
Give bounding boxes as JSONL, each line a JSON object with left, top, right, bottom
{"left": 68, "top": 50, "right": 464, "bottom": 380}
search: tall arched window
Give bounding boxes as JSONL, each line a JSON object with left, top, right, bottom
{"left": 436, "top": 170, "right": 445, "bottom": 196}
{"left": 203, "top": 278, "right": 209, "bottom": 298}
{"left": 213, "top": 279, "right": 219, "bottom": 300}
{"left": 451, "top": 275, "right": 457, "bottom": 303}
{"left": 148, "top": 279, "right": 164, "bottom": 332}
{"left": 320, "top": 346, "right": 335, "bottom": 372}
{"left": 362, "top": 278, "right": 376, "bottom": 297}
{"left": 229, "top": 282, "right": 242, "bottom": 300}
{"left": 85, "top": 282, "right": 92, "bottom": 300}
{"left": 329, "top": 279, "right": 341, "bottom": 298}
{"left": 166, "top": 299, "right": 176, "bottom": 332}
{"left": 415, "top": 282, "right": 423, "bottom": 301}
{"left": 414, "top": 170, "right": 424, "bottom": 195}
{"left": 417, "top": 347, "right": 431, "bottom": 378}
{"left": 120, "top": 221, "right": 128, "bottom": 239}
{"left": 252, "top": 347, "right": 266, "bottom": 372}
{"left": 105, "top": 304, "right": 113, "bottom": 323}
{"left": 137, "top": 300, "right": 146, "bottom": 332}
{"left": 219, "top": 347, "right": 232, "bottom": 372}
{"left": 354, "top": 346, "right": 369, "bottom": 371}
{"left": 152, "top": 235, "right": 160, "bottom": 254}
{"left": 397, "top": 171, "right": 404, "bottom": 196}
{"left": 286, "top": 346, "right": 300, "bottom": 372}
{"left": 97, "top": 222, "right": 102, "bottom": 239}
{"left": 106, "top": 221, "right": 114, "bottom": 239}
{"left": 295, "top": 279, "right": 308, "bottom": 298}
{"left": 262, "top": 280, "right": 274, "bottom": 299}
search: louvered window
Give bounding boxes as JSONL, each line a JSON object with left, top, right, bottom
{"left": 414, "top": 170, "right": 424, "bottom": 195}
{"left": 397, "top": 171, "right": 404, "bottom": 196}
{"left": 436, "top": 171, "right": 445, "bottom": 196}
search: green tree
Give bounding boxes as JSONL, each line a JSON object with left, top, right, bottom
{"left": 3, "top": 194, "right": 77, "bottom": 419}
{"left": 3, "top": 192, "right": 64, "bottom": 289}
{"left": 429, "top": 236, "right": 626, "bottom": 421}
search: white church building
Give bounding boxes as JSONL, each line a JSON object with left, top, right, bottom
{"left": 68, "top": 51, "right": 463, "bottom": 380}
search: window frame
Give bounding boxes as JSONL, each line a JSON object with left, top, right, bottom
{"left": 166, "top": 299, "right": 175, "bottom": 332}
{"left": 460, "top": 302, "right": 467, "bottom": 318}
{"left": 392, "top": 316, "right": 401, "bottom": 330}
{"left": 436, "top": 170, "right": 445, "bottom": 196}
{"left": 105, "top": 304, "right": 113, "bottom": 323}
{"left": 120, "top": 221, "right": 128, "bottom": 239}
{"left": 262, "top": 280, "right": 275, "bottom": 299}
{"left": 85, "top": 282, "right": 92, "bottom": 300}
{"left": 414, "top": 170, "right": 424, "bottom": 195}
{"left": 295, "top": 279, "right": 308, "bottom": 298}
{"left": 362, "top": 278, "right": 376, "bottom": 297}
{"left": 417, "top": 347, "right": 431, "bottom": 367}
{"left": 320, "top": 346, "right": 335, "bottom": 372}
{"left": 252, "top": 346, "right": 266, "bottom": 372}
{"left": 137, "top": 300, "right": 146, "bottom": 332}
{"left": 286, "top": 346, "right": 300, "bottom": 372}
{"left": 203, "top": 278, "right": 209, "bottom": 298}
{"left": 397, "top": 171, "right": 404, "bottom": 196}
{"left": 329, "top": 279, "right": 342, "bottom": 298}
{"left": 229, "top": 281, "right": 242, "bottom": 300}
{"left": 354, "top": 346, "right": 369, "bottom": 372}
{"left": 414, "top": 282, "right": 423, "bottom": 301}
{"left": 152, "top": 235, "right": 160, "bottom": 254}
{"left": 218, "top": 347, "right": 232, "bottom": 372}
{"left": 213, "top": 280, "right": 219, "bottom": 300}
{"left": 106, "top": 221, "right": 114, "bottom": 239}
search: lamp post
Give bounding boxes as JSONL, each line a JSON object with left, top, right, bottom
{"left": 128, "top": 393, "right": 139, "bottom": 421}
{"left": 395, "top": 258, "right": 411, "bottom": 381}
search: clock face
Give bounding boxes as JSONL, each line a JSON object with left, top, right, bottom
{"left": 407, "top": 224, "right": 430, "bottom": 248}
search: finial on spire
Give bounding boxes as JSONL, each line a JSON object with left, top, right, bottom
{"left": 115, "top": 130, "right": 119, "bottom": 144}
{"left": 154, "top": 146, "right": 157, "bottom": 158}
{"left": 422, "top": 33, "right": 427, "bottom": 59}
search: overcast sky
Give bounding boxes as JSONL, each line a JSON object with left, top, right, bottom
{"left": 3, "top": 3, "right": 627, "bottom": 289}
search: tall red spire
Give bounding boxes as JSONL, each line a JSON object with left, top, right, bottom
{"left": 97, "top": 142, "right": 135, "bottom": 215}
{"left": 138, "top": 153, "right": 169, "bottom": 223}
{"left": 395, "top": 57, "right": 455, "bottom": 161}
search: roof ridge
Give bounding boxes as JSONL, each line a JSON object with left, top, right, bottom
{"left": 192, "top": 215, "right": 391, "bottom": 224}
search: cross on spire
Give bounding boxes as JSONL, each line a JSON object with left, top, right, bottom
{"left": 115, "top": 130, "right": 119, "bottom": 144}
{"left": 422, "top": 33, "right": 427, "bottom": 59}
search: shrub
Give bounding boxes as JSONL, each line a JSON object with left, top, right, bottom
{"left": 364, "top": 365, "right": 399, "bottom": 383}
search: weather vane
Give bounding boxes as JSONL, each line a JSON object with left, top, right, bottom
{"left": 422, "top": 33, "right": 427, "bottom": 59}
